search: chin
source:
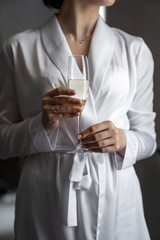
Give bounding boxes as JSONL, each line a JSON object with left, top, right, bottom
{"left": 100, "top": 0, "right": 115, "bottom": 7}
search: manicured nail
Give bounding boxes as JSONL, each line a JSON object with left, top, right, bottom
{"left": 75, "top": 100, "right": 81, "bottom": 103}
{"left": 71, "top": 89, "right": 76, "bottom": 94}
{"left": 77, "top": 134, "right": 81, "bottom": 140}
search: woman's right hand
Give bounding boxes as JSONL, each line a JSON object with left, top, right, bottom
{"left": 42, "top": 87, "right": 82, "bottom": 134}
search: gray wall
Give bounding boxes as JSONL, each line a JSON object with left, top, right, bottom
{"left": 0, "top": 0, "right": 53, "bottom": 46}
{"left": 107, "top": 1, "right": 160, "bottom": 239}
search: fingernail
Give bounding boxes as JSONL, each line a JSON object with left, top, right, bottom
{"left": 75, "top": 100, "right": 81, "bottom": 104}
{"left": 77, "top": 134, "right": 81, "bottom": 140}
{"left": 71, "top": 89, "right": 76, "bottom": 94}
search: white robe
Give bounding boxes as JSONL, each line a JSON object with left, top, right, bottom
{"left": 0, "top": 14, "right": 156, "bottom": 240}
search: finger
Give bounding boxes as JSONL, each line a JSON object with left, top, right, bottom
{"left": 48, "top": 105, "right": 82, "bottom": 113}
{"left": 82, "top": 137, "right": 114, "bottom": 150}
{"left": 46, "top": 87, "right": 76, "bottom": 97}
{"left": 91, "top": 144, "right": 119, "bottom": 153}
{"left": 43, "top": 96, "right": 82, "bottom": 106}
{"left": 79, "top": 121, "right": 114, "bottom": 139}
{"left": 52, "top": 112, "right": 80, "bottom": 120}
{"left": 81, "top": 130, "right": 112, "bottom": 144}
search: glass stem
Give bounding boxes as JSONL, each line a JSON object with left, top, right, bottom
{"left": 78, "top": 112, "right": 82, "bottom": 148}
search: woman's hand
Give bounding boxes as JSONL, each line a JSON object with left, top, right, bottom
{"left": 79, "top": 121, "right": 127, "bottom": 157}
{"left": 42, "top": 87, "right": 82, "bottom": 134}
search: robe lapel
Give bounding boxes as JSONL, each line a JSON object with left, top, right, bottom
{"left": 82, "top": 16, "right": 115, "bottom": 125}
{"left": 40, "top": 14, "right": 72, "bottom": 87}
{"left": 88, "top": 16, "right": 114, "bottom": 92}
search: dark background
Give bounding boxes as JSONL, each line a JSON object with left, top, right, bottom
{"left": 0, "top": 1, "right": 160, "bottom": 239}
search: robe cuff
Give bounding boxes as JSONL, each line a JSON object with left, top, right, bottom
{"left": 29, "top": 112, "right": 58, "bottom": 152}
{"left": 114, "top": 130, "right": 138, "bottom": 170}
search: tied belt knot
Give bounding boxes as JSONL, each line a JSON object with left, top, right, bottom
{"left": 67, "top": 152, "right": 92, "bottom": 227}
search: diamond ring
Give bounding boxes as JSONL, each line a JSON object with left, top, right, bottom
{"left": 51, "top": 106, "right": 57, "bottom": 113}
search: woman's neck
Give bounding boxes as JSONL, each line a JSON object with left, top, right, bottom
{"left": 57, "top": 0, "right": 99, "bottom": 38}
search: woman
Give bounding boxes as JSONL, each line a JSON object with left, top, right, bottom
{"left": 0, "top": 0, "right": 156, "bottom": 239}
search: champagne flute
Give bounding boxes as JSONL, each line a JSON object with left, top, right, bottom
{"left": 68, "top": 55, "right": 90, "bottom": 152}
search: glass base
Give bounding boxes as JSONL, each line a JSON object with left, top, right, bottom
{"left": 68, "top": 144, "right": 88, "bottom": 154}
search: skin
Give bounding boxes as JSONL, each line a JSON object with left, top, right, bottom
{"left": 42, "top": 0, "right": 126, "bottom": 157}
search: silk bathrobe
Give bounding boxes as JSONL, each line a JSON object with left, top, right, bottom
{"left": 0, "top": 14, "right": 156, "bottom": 240}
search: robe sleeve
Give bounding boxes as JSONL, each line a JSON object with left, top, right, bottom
{"left": 0, "top": 45, "right": 58, "bottom": 160}
{"left": 114, "top": 40, "right": 156, "bottom": 170}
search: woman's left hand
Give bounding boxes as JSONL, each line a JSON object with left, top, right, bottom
{"left": 79, "top": 121, "right": 127, "bottom": 157}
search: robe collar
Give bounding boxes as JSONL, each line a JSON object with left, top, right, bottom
{"left": 40, "top": 14, "right": 115, "bottom": 87}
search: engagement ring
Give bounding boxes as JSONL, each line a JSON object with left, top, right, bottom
{"left": 51, "top": 106, "right": 57, "bottom": 113}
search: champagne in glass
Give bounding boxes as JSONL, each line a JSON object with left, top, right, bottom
{"left": 68, "top": 78, "right": 89, "bottom": 108}
{"left": 68, "top": 55, "right": 90, "bottom": 152}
